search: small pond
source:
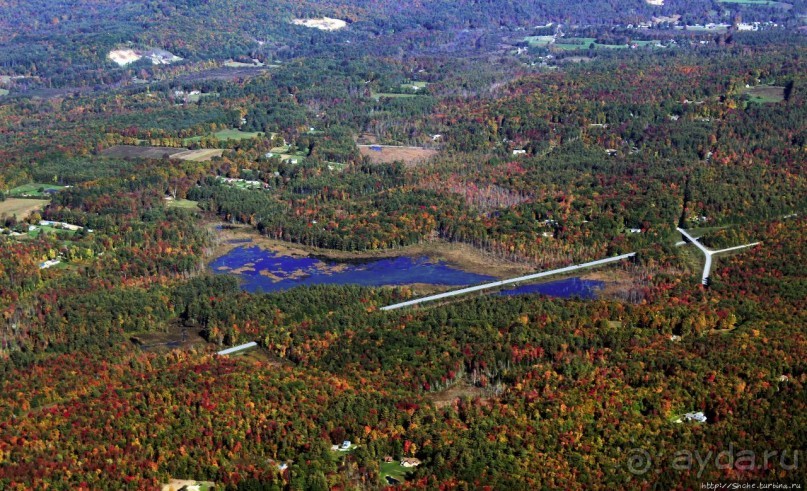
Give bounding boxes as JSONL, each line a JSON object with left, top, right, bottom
{"left": 499, "top": 277, "right": 604, "bottom": 299}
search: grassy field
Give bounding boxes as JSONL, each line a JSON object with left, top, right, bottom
{"left": 0, "top": 198, "right": 48, "bottom": 218}
{"left": 400, "top": 81, "right": 428, "bottom": 91}
{"left": 165, "top": 199, "right": 199, "bottom": 210}
{"left": 102, "top": 145, "right": 223, "bottom": 162}
{"left": 554, "top": 38, "right": 658, "bottom": 51}
{"left": 524, "top": 35, "right": 555, "bottom": 47}
{"left": 0, "top": 88, "right": 8, "bottom": 96}
{"left": 29, "top": 224, "right": 78, "bottom": 238}
{"left": 372, "top": 91, "right": 419, "bottom": 99}
{"left": 184, "top": 129, "right": 264, "bottom": 144}
{"left": 743, "top": 85, "right": 785, "bottom": 104}
{"left": 9, "top": 183, "right": 66, "bottom": 198}
{"left": 185, "top": 92, "right": 217, "bottom": 103}
{"left": 380, "top": 461, "right": 410, "bottom": 484}
{"left": 214, "top": 129, "right": 263, "bottom": 140}
{"left": 102, "top": 145, "right": 187, "bottom": 159}
{"left": 172, "top": 149, "right": 224, "bottom": 161}
{"left": 359, "top": 145, "right": 438, "bottom": 166}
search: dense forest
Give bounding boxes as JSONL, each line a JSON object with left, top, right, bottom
{"left": 0, "top": 0, "right": 804, "bottom": 489}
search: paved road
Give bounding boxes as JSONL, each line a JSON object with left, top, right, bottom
{"left": 381, "top": 252, "right": 636, "bottom": 311}
{"left": 676, "top": 227, "right": 759, "bottom": 285}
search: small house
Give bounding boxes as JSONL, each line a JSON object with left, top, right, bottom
{"left": 401, "top": 457, "right": 421, "bottom": 468}
{"left": 340, "top": 440, "right": 351, "bottom": 450}
{"left": 383, "top": 455, "right": 394, "bottom": 463}
{"left": 512, "top": 149, "right": 527, "bottom": 155}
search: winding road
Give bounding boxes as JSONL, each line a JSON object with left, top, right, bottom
{"left": 381, "top": 253, "right": 636, "bottom": 311}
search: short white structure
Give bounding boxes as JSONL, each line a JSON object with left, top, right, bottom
{"left": 512, "top": 149, "right": 527, "bottom": 155}
{"left": 40, "top": 259, "right": 61, "bottom": 269}
{"left": 216, "top": 342, "right": 258, "bottom": 356}
{"left": 683, "top": 411, "right": 707, "bottom": 423}
{"left": 340, "top": 440, "right": 351, "bottom": 451}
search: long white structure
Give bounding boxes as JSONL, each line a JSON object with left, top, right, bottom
{"left": 381, "top": 253, "right": 637, "bottom": 311}
{"left": 676, "top": 227, "right": 760, "bottom": 285}
{"left": 216, "top": 342, "right": 258, "bottom": 356}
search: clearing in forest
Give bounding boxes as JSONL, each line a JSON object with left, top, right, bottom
{"left": 9, "top": 183, "right": 66, "bottom": 198}
{"left": 102, "top": 145, "right": 223, "bottom": 161}
{"left": 291, "top": 17, "right": 347, "bottom": 31}
{"left": 183, "top": 129, "right": 264, "bottom": 144}
{"left": 172, "top": 149, "right": 224, "bottom": 161}
{"left": 165, "top": 198, "right": 200, "bottom": 210}
{"left": 0, "top": 198, "right": 48, "bottom": 218}
{"left": 358, "top": 145, "right": 438, "bottom": 166}
{"left": 743, "top": 85, "right": 785, "bottom": 103}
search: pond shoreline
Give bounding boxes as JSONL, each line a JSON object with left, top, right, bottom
{"left": 205, "top": 222, "right": 534, "bottom": 279}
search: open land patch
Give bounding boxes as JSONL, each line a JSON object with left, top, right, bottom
{"left": 9, "top": 183, "right": 65, "bottom": 198}
{"left": 429, "top": 380, "right": 493, "bottom": 409}
{"left": 102, "top": 145, "right": 187, "bottom": 159}
{"left": 358, "top": 145, "right": 438, "bottom": 166}
{"left": 0, "top": 198, "right": 49, "bottom": 219}
{"left": 173, "top": 149, "right": 224, "bottom": 161}
{"left": 165, "top": 198, "right": 200, "bottom": 210}
{"left": 524, "top": 35, "right": 555, "bottom": 47}
{"left": 161, "top": 478, "right": 216, "bottom": 491}
{"left": 102, "top": 145, "right": 223, "bottom": 161}
{"left": 184, "top": 129, "right": 264, "bottom": 145}
{"left": 291, "top": 17, "right": 347, "bottom": 31}
{"left": 743, "top": 85, "right": 785, "bottom": 103}
{"left": 108, "top": 48, "right": 182, "bottom": 67}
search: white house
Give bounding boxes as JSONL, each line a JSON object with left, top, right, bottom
{"left": 683, "top": 412, "right": 707, "bottom": 423}
{"left": 512, "top": 149, "right": 527, "bottom": 155}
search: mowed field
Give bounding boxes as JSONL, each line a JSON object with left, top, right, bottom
{"left": 743, "top": 85, "right": 786, "bottom": 103}
{"left": 0, "top": 198, "right": 49, "bottom": 218}
{"left": 358, "top": 145, "right": 438, "bottom": 166}
{"left": 102, "top": 145, "right": 223, "bottom": 161}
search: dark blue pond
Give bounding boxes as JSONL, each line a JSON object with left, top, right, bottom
{"left": 211, "top": 245, "right": 496, "bottom": 293}
{"left": 499, "top": 277, "right": 604, "bottom": 299}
